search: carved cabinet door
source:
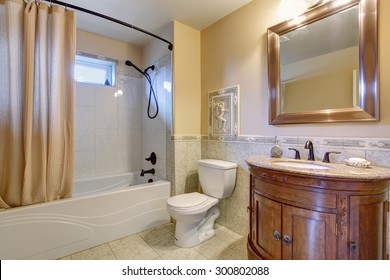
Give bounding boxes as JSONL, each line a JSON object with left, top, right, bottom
{"left": 252, "top": 193, "right": 282, "bottom": 259}
{"left": 282, "top": 205, "right": 337, "bottom": 260}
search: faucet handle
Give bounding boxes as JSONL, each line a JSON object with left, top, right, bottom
{"left": 322, "top": 151, "right": 341, "bottom": 163}
{"left": 145, "top": 152, "right": 157, "bottom": 165}
{"left": 288, "top": 148, "right": 301, "bottom": 160}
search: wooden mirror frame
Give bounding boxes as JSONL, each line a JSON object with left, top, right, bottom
{"left": 268, "top": 0, "right": 378, "bottom": 125}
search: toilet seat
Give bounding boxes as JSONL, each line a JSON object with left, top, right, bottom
{"left": 167, "top": 192, "right": 208, "bottom": 209}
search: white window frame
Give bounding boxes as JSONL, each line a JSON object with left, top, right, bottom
{"left": 75, "top": 53, "right": 117, "bottom": 86}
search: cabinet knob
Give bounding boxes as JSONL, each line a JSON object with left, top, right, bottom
{"left": 283, "top": 235, "right": 292, "bottom": 245}
{"left": 273, "top": 230, "right": 281, "bottom": 241}
{"left": 349, "top": 242, "right": 359, "bottom": 252}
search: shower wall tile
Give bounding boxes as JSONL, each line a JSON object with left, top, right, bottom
{"left": 74, "top": 151, "right": 95, "bottom": 178}
{"left": 118, "top": 108, "right": 140, "bottom": 131}
{"left": 141, "top": 53, "right": 172, "bottom": 181}
{"left": 75, "top": 106, "right": 95, "bottom": 135}
{"left": 95, "top": 128, "right": 119, "bottom": 174}
{"left": 75, "top": 106, "right": 95, "bottom": 152}
{"left": 75, "top": 71, "right": 144, "bottom": 178}
{"left": 117, "top": 76, "right": 141, "bottom": 110}
{"left": 118, "top": 126, "right": 142, "bottom": 172}
{"left": 96, "top": 148, "right": 119, "bottom": 174}
{"left": 155, "top": 129, "right": 167, "bottom": 155}
{"left": 95, "top": 128, "right": 117, "bottom": 152}
{"left": 75, "top": 131, "right": 95, "bottom": 153}
{"left": 95, "top": 86, "right": 118, "bottom": 129}
{"left": 75, "top": 83, "right": 94, "bottom": 107}
{"left": 145, "top": 129, "right": 167, "bottom": 179}
{"left": 119, "top": 149, "right": 141, "bottom": 172}
{"left": 74, "top": 52, "right": 172, "bottom": 180}
{"left": 118, "top": 128, "right": 141, "bottom": 151}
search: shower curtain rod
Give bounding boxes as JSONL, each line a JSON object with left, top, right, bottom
{"left": 43, "top": 0, "right": 173, "bottom": 51}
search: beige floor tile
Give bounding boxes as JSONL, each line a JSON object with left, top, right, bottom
{"left": 139, "top": 224, "right": 172, "bottom": 242}
{"left": 71, "top": 244, "right": 116, "bottom": 260}
{"left": 160, "top": 248, "right": 208, "bottom": 260}
{"left": 163, "top": 222, "right": 175, "bottom": 232}
{"left": 108, "top": 233, "right": 144, "bottom": 252}
{"left": 144, "top": 231, "right": 179, "bottom": 256}
{"left": 193, "top": 227, "right": 244, "bottom": 259}
{"left": 114, "top": 241, "right": 159, "bottom": 260}
{"left": 212, "top": 239, "right": 248, "bottom": 260}
{"left": 63, "top": 223, "right": 246, "bottom": 260}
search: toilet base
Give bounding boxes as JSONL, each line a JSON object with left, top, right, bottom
{"left": 173, "top": 206, "right": 220, "bottom": 248}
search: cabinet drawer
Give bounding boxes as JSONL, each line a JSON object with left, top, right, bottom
{"left": 253, "top": 177, "right": 337, "bottom": 210}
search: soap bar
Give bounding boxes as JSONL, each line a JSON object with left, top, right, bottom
{"left": 345, "top": 157, "right": 370, "bottom": 168}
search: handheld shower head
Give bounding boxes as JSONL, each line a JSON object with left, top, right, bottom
{"left": 124, "top": 59, "right": 159, "bottom": 119}
{"left": 125, "top": 60, "right": 155, "bottom": 75}
{"left": 125, "top": 60, "right": 144, "bottom": 75}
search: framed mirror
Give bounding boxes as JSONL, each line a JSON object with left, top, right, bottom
{"left": 268, "top": 0, "right": 378, "bottom": 125}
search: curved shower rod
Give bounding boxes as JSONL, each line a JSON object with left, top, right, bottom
{"left": 43, "top": 0, "right": 173, "bottom": 51}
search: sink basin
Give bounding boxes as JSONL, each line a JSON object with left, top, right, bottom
{"left": 272, "top": 161, "right": 330, "bottom": 170}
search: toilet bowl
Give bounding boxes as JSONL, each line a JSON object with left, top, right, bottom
{"left": 167, "top": 159, "right": 237, "bottom": 248}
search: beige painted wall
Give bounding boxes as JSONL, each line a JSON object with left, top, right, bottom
{"left": 173, "top": 21, "right": 201, "bottom": 136}
{"left": 142, "top": 23, "right": 173, "bottom": 68}
{"left": 201, "top": 0, "right": 390, "bottom": 137}
{"left": 76, "top": 30, "right": 142, "bottom": 64}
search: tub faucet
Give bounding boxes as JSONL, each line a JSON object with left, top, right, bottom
{"left": 141, "top": 168, "right": 155, "bottom": 176}
{"left": 304, "top": 140, "right": 315, "bottom": 161}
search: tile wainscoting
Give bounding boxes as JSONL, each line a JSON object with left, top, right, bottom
{"left": 172, "top": 135, "right": 390, "bottom": 253}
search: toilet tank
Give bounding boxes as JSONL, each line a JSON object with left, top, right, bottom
{"left": 197, "top": 159, "right": 237, "bottom": 199}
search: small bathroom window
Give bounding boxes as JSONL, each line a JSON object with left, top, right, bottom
{"left": 75, "top": 53, "right": 117, "bottom": 86}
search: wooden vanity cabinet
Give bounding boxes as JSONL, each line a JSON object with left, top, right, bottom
{"left": 247, "top": 165, "right": 389, "bottom": 260}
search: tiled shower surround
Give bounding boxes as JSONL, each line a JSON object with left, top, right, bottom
{"left": 173, "top": 135, "right": 390, "bottom": 252}
{"left": 75, "top": 53, "right": 172, "bottom": 179}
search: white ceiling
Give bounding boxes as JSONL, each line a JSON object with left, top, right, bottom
{"left": 64, "top": 0, "right": 253, "bottom": 46}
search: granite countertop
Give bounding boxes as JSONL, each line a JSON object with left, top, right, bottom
{"left": 246, "top": 155, "right": 390, "bottom": 180}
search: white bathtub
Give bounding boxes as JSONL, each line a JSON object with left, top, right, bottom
{"left": 0, "top": 172, "right": 171, "bottom": 260}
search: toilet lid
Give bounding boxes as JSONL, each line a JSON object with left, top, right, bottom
{"left": 167, "top": 192, "right": 208, "bottom": 209}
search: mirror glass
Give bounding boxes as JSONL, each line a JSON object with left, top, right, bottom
{"left": 280, "top": 6, "right": 359, "bottom": 113}
{"left": 268, "top": 0, "right": 378, "bottom": 124}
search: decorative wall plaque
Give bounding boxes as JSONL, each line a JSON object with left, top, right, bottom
{"left": 208, "top": 85, "right": 239, "bottom": 141}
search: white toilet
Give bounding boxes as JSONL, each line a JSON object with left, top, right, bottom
{"left": 166, "top": 159, "right": 237, "bottom": 247}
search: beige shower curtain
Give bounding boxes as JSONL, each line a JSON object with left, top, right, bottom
{"left": 0, "top": 0, "right": 76, "bottom": 208}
